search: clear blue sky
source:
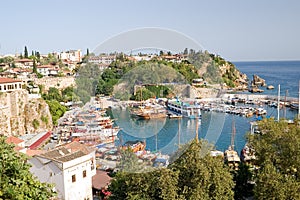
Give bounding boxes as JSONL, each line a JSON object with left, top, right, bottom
{"left": 1, "top": 0, "right": 299, "bottom": 61}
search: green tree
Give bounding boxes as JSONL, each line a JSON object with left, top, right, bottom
{"left": 183, "top": 48, "right": 188, "bottom": 55}
{"left": 24, "top": 46, "right": 28, "bottom": 58}
{"left": 44, "top": 87, "right": 62, "bottom": 101}
{"left": 0, "top": 136, "right": 55, "bottom": 199}
{"left": 170, "top": 140, "right": 235, "bottom": 200}
{"left": 45, "top": 100, "right": 67, "bottom": 125}
{"left": 109, "top": 169, "right": 181, "bottom": 200}
{"left": 109, "top": 140, "right": 235, "bottom": 200}
{"left": 117, "top": 148, "right": 145, "bottom": 173}
{"left": 233, "top": 162, "right": 254, "bottom": 199}
{"left": 32, "top": 60, "right": 37, "bottom": 74}
{"left": 132, "top": 88, "right": 154, "bottom": 101}
{"left": 247, "top": 118, "right": 300, "bottom": 199}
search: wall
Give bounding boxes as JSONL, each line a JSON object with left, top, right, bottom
{"left": 0, "top": 90, "right": 52, "bottom": 136}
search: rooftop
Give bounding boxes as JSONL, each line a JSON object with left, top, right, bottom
{"left": 0, "top": 77, "right": 22, "bottom": 84}
{"left": 36, "top": 141, "right": 95, "bottom": 163}
{"left": 5, "top": 136, "right": 24, "bottom": 145}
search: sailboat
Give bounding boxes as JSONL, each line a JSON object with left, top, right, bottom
{"left": 224, "top": 116, "right": 240, "bottom": 170}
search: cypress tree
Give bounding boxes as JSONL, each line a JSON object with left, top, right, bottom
{"left": 24, "top": 46, "right": 28, "bottom": 58}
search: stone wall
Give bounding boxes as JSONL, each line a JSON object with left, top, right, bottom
{"left": 0, "top": 90, "right": 52, "bottom": 136}
{"left": 33, "top": 76, "right": 75, "bottom": 92}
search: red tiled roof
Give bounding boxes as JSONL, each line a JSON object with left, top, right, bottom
{"left": 63, "top": 141, "right": 95, "bottom": 154}
{"left": 26, "top": 149, "right": 46, "bottom": 157}
{"left": 15, "top": 58, "right": 33, "bottom": 63}
{"left": 6, "top": 136, "right": 24, "bottom": 145}
{"left": 0, "top": 77, "right": 22, "bottom": 84}
{"left": 92, "top": 170, "right": 111, "bottom": 190}
{"left": 37, "top": 65, "right": 53, "bottom": 69}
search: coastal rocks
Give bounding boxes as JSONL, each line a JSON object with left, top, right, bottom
{"left": 251, "top": 74, "right": 266, "bottom": 87}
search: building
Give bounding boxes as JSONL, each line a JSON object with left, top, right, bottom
{"left": 0, "top": 77, "right": 23, "bottom": 92}
{"left": 88, "top": 55, "right": 116, "bottom": 65}
{"left": 59, "top": 50, "right": 82, "bottom": 63}
{"left": 5, "top": 136, "right": 26, "bottom": 153}
{"left": 14, "top": 58, "right": 34, "bottom": 68}
{"left": 37, "top": 65, "right": 59, "bottom": 76}
{"left": 29, "top": 141, "right": 96, "bottom": 200}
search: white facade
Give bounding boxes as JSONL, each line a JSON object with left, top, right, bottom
{"left": 88, "top": 55, "right": 116, "bottom": 65}
{"left": 0, "top": 78, "right": 23, "bottom": 92}
{"left": 29, "top": 142, "right": 96, "bottom": 200}
{"left": 60, "top": 50, "right": 82, "bottom": 63}
{"left": 14, "top": 59, "right": 34, "bottom": 68}
{"left": 37, "top": 65, "right": 59, "bottom": 76}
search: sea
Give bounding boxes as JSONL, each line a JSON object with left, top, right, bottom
{"left": 111, "top": 61, "right": 300, "bottom": 156}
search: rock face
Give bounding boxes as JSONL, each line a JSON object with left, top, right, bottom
{"left": 0, "top": 90, "right": 52, "bottom": 136}
{"left": 252, "top": 74, "right": 266, "bottom": 87}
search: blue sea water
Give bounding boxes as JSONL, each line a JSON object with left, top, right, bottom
{"left": 234, "top": 60, "right": 300, "bottom": 98}
{"left": 113, "top": 61, "right": 300, "bottom": 156}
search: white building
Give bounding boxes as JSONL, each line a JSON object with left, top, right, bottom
{"left": 14, "top": 58, "right": 34, "bottom": 68}
{"left": 37, "top": 65, "right": 59, "bottom": 76}
{"left": 88, "top": 55, "right": 116, "bottom": 65}
{"left": 29, "top": 141, "right": 96, "bottom": 200}
{"left": 59, "top": 50, "right": 82, "bottom": 63}
{"left": 0, "top": 77, "right": 23, "bottom": 92}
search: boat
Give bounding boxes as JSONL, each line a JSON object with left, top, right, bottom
{"left": 130, "top": 104, "right": 167, "bottom": 119}
{"left": 290, "top": 103, "right": 299, "bottom": 110}
{"left": 167, "top": 99, "right": 201, "bottom": 119}
{"left": 122, "top": 140, "right": 146, "bottom": 153}
{"left": 240, "top": 143, "right": 256, "bottom": 164}
{"left": 224, "top": 117, "right": 240, "bottom": 170}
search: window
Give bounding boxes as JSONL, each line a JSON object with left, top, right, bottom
{"left": 83, "top": 170, "right": 87, "bottom": 178}
{"left": 72, "top": 174, "right": 76, "bottom": 182}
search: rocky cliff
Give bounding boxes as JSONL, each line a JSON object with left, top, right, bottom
{"left": 0, "top": 90, "right": 52, "bottom": 136}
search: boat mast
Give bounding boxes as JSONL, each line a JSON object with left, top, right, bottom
{"left": 178, "top": 118, "right": 181, "bottom": 146}
{"left": 284, "top": 90, "right": 288, "bottom": 119}
{"left": 277, "top": 84, "right": 280, "bottom": 121}
{"left": 195, "top": 118, "right": 199, "bottom": 143}
{"left": 231, "top": 117, "right": 236, "bottom": 150}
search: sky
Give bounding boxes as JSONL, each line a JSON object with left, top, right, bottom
{"left": 0, "top": 0, "right": 299, "bottom": 61}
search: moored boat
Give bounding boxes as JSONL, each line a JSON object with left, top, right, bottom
{"left": 167, "top": 99, "right": 201, "bottom": 119}
{"left": 224, "top": 117, "right": 240, "bottom": 170}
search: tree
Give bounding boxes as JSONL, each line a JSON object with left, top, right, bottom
{"left": 0, "top": 136, "right": 55, "bottom": 199}
{"left": 109, "top": 140, "right": 235, "bottom": 200}
{"left": 233, "top": 162, "right": 254, "bottom": 199}
{"left": 247, "top": 118, "right": 300, "bottom": 199}
{"left": 24, "top": 46, "right": 28, "bottom": 58}
{"left": 170, "top": 140, "right": 235, "bottom": 200}
{"left": 86, "top": 48, "right": 89, "bottom": 56}
{"left": 183, "top": 48, "right": 188, "bottom": 55}
{"left": 45, "top": 100, "right": 67, "bottom": 125}
{"left": 33, "top": 59, "right": 37, "bottom": 74}
{"left": 109, "top": 168, "right": 181, "bottom": 200}
{"left": 159, "top": 50, "right": 164, "bottom": 56}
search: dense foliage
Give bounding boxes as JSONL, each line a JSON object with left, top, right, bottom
{"left": 45, "top": 100, "right": 67, "bottom": 125}
{"left": 108, "top": 140, "right": 235, "bottom": 200}
{"left": 42, "top": 87, "right": 75, "bottom": 125}
{"left": 0, "top": 136, "right": 55, "bottom": 199}
{"left": 247, "top": 118, "right": 300, "bottom": 199}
